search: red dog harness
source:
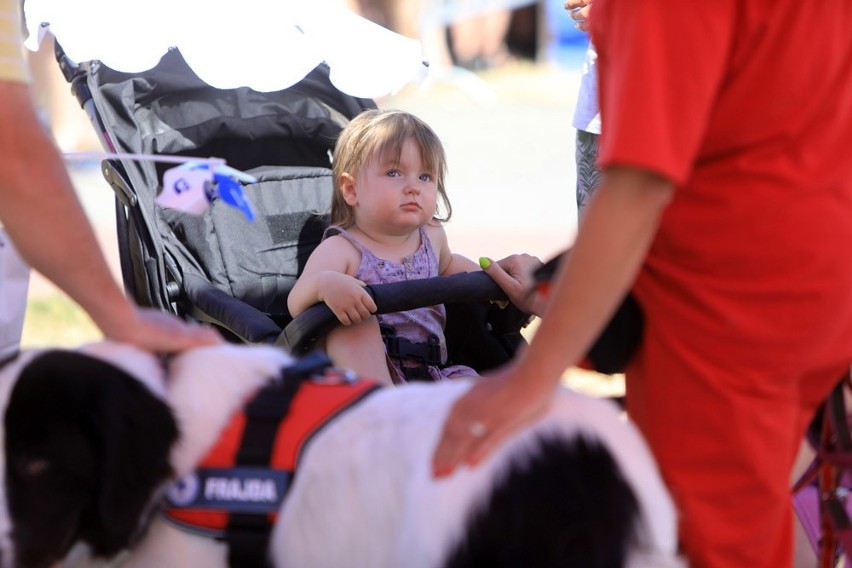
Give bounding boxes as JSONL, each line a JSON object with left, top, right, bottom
{"left": 162, "top": 353, "right": 380, "bottom": 565}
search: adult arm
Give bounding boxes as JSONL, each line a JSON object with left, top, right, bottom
{"left": 432, "top": 166, "right": 674, "bottom": 476}
{"left": 0, "top": 81, "right": 220, "bottom": 351}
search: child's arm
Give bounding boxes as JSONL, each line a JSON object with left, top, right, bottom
{"left": 426, "top": 222, "right": 479, "bottom": 276}
{"left": 287, "top": 237, "right": 377, "bottom": 325}
{"left": 426, "top": 222, "right": 543, "bottom": 311}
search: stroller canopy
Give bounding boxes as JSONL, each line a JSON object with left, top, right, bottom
{"left": 24, "top": 0, "right": 427, "bottom": 98}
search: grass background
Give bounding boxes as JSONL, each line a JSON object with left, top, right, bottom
{"left": 21, "top": 294, "right": 101, "bottom": 348}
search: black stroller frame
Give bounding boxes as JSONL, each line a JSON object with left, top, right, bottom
{"left": 56, "top": 42, "right": 528, "bottom": 372}
{"left": 791, "top": 372, "right": 852, "bottom": 567}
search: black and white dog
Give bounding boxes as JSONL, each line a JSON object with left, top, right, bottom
{"left": 0, "top": 342, "right": 682, "bottom": 568}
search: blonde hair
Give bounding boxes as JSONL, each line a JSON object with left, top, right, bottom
{"left": 330, "top": 109, "right": 452, "bottom": 228}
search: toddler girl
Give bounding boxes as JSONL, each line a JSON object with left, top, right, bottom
{"left": 287, "top": 109, "right": 537, "bottom": 385}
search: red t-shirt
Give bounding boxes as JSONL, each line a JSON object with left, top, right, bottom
{"left": 592, "top": 0, "right": 852, "bottom": 370}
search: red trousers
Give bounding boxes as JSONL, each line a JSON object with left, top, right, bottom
{"left": 625, "top": 318, "right": 847, "bottom": 567}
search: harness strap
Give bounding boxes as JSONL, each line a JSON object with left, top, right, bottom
{"left": 380, "top": 325, "right": 443, "bottom": 381}
{"left": 162, "top": 351, "right": 380, "bottom": 565}
{"left": 225, "top": 351, "right": 332, "bottom": 568}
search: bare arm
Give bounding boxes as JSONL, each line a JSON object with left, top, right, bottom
{"left": 0, "top": 81, "right": 219, "bottom": 351}
{"left": 288, "top": 236, "right": 387, "bottom": 382}
{"left": 432, "top": 166, "right": 674, "bottom": 475}
{"left": 287, "top": 236, "right": 377, "bottom": 324}
{"left": 444, "top": 253, "right": 479, "bottom": 275}
{"left": 426, "top": 222, "right": 479, "bottom": 276}
{"left": 0, "top": 82, "right": 127, "bottom": 326}
{"left": 497, "top": 167, "right": 671, "bottom": 381}
{"left": 428, "top": 223, "right": 543, "bottom": 310}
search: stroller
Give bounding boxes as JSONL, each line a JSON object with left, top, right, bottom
{"left": 53, "top": 42, "right": 530, "bottom": 374}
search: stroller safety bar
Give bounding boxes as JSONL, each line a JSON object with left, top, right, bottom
{"left": 182, "top": 274, "right": 284, "bottom": 344}
{"left": 279, "top": 271, "right": 510, "bottom": 354}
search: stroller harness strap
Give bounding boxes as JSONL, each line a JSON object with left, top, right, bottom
{"left": 162, "top": 353, "right": 380, "bottom": 567}
{"left": 381, "top": 324, "right": 444, "bottom": 381}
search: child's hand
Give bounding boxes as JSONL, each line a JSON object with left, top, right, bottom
{"left": 317, "top": 272, "right": 378, "bottom": 325}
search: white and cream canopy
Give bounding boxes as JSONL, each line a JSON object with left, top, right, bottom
{"left": 24, "top": 0, "right": 428, "bottom": 98}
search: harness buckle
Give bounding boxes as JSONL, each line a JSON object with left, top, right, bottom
{"left": 380, "top": 325, "right": 444, "bottom": 381}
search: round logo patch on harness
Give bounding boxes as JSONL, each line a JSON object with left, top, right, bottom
{"left": 166, "top": 472, "right": 201, "bottom": 507}
{"left": 165, "top": 468, "right": 289, "bottom": 514}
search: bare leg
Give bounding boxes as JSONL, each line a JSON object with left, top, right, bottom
{"left": 326, "top": 317, "right": 394, "bottom": 385}
{"left": 389, "top": 0, "right": 423, "bottom": 39}
{"left": 449, "top": 9, "right": 511, "bottom": 69}
{"left": 449, "top": 15, "right": 481, "bottom": 64}
{"left": 481, "top": 9, "right": 512, "bottom": 65}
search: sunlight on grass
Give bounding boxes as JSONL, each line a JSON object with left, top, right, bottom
{"left": 21, "top": 294, "right": 102, "bottom": 348}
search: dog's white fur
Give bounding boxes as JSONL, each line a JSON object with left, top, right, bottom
{"left": 273, "top": 381, "right": 682, "bottom": 568}
{"left": 0, "top": 342, "right": 683, "bottom": 568}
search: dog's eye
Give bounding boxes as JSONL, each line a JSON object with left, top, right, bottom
{"left": 17, "top": 458, "right": 50, "bottom": 477}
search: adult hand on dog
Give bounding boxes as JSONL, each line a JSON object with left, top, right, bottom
{"left": 431, "top": 360, "right": 557, "bottom": 477}
{"left": 100, "top": 306, "right": 223, "bottom": 352}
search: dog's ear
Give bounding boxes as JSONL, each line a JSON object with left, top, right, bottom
{"left": 85, "top": 356, "right": 179, "bottom": 557}
{"left": 3, "top": 350, "right": 177, "bottom": 565}
{"left": 5, "top": 350, "right": 179, "bottom": 561}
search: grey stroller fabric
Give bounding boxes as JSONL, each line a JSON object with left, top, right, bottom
{"left": 73, "top": 47, "right": 374, "bottom": 341}
{"left": 162, "top": 166, "right": 332, "bottom": 317}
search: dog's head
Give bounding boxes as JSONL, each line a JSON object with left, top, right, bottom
{"left": 0, "top": 345, "right": 178, "bottom": 568}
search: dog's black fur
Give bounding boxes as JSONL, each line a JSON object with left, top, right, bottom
{"left": 3, "top": 351, "right": 177, "bottom": 568}
{"left": 444, "top": 436, "right": 640, "bottom": 568}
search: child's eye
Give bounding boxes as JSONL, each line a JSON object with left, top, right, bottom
{"left": 386, "top": 170, "right": 400, "bottom": 178}
{"left": 420, "top": 173, "right": 433, "bottom": 182}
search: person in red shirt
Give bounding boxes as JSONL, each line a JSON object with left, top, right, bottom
{"left": 432, "top": 1, "right": 852, "bottom": 566}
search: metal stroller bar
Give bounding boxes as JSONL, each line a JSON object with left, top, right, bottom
{"left": 792, "top": 372, "right": 852, "bottom": 566}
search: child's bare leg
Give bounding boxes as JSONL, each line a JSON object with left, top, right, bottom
{"left": 326, "top": 316, "right": 393, "bottom": 386}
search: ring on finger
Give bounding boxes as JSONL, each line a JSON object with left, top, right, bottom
{"left": 468, "top": 420, "right": 487, "bottom": 438}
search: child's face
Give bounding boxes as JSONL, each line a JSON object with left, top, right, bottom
{"left": 344, "top": 138, "right": 439, "bottom": 235}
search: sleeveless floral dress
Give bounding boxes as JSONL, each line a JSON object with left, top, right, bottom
{"left": 325, "top": 226, "right": 477, "bottom": 383}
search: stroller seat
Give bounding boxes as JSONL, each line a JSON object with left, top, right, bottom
{"left": 162, "top": 166, "right": 332, "bottom": 339}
